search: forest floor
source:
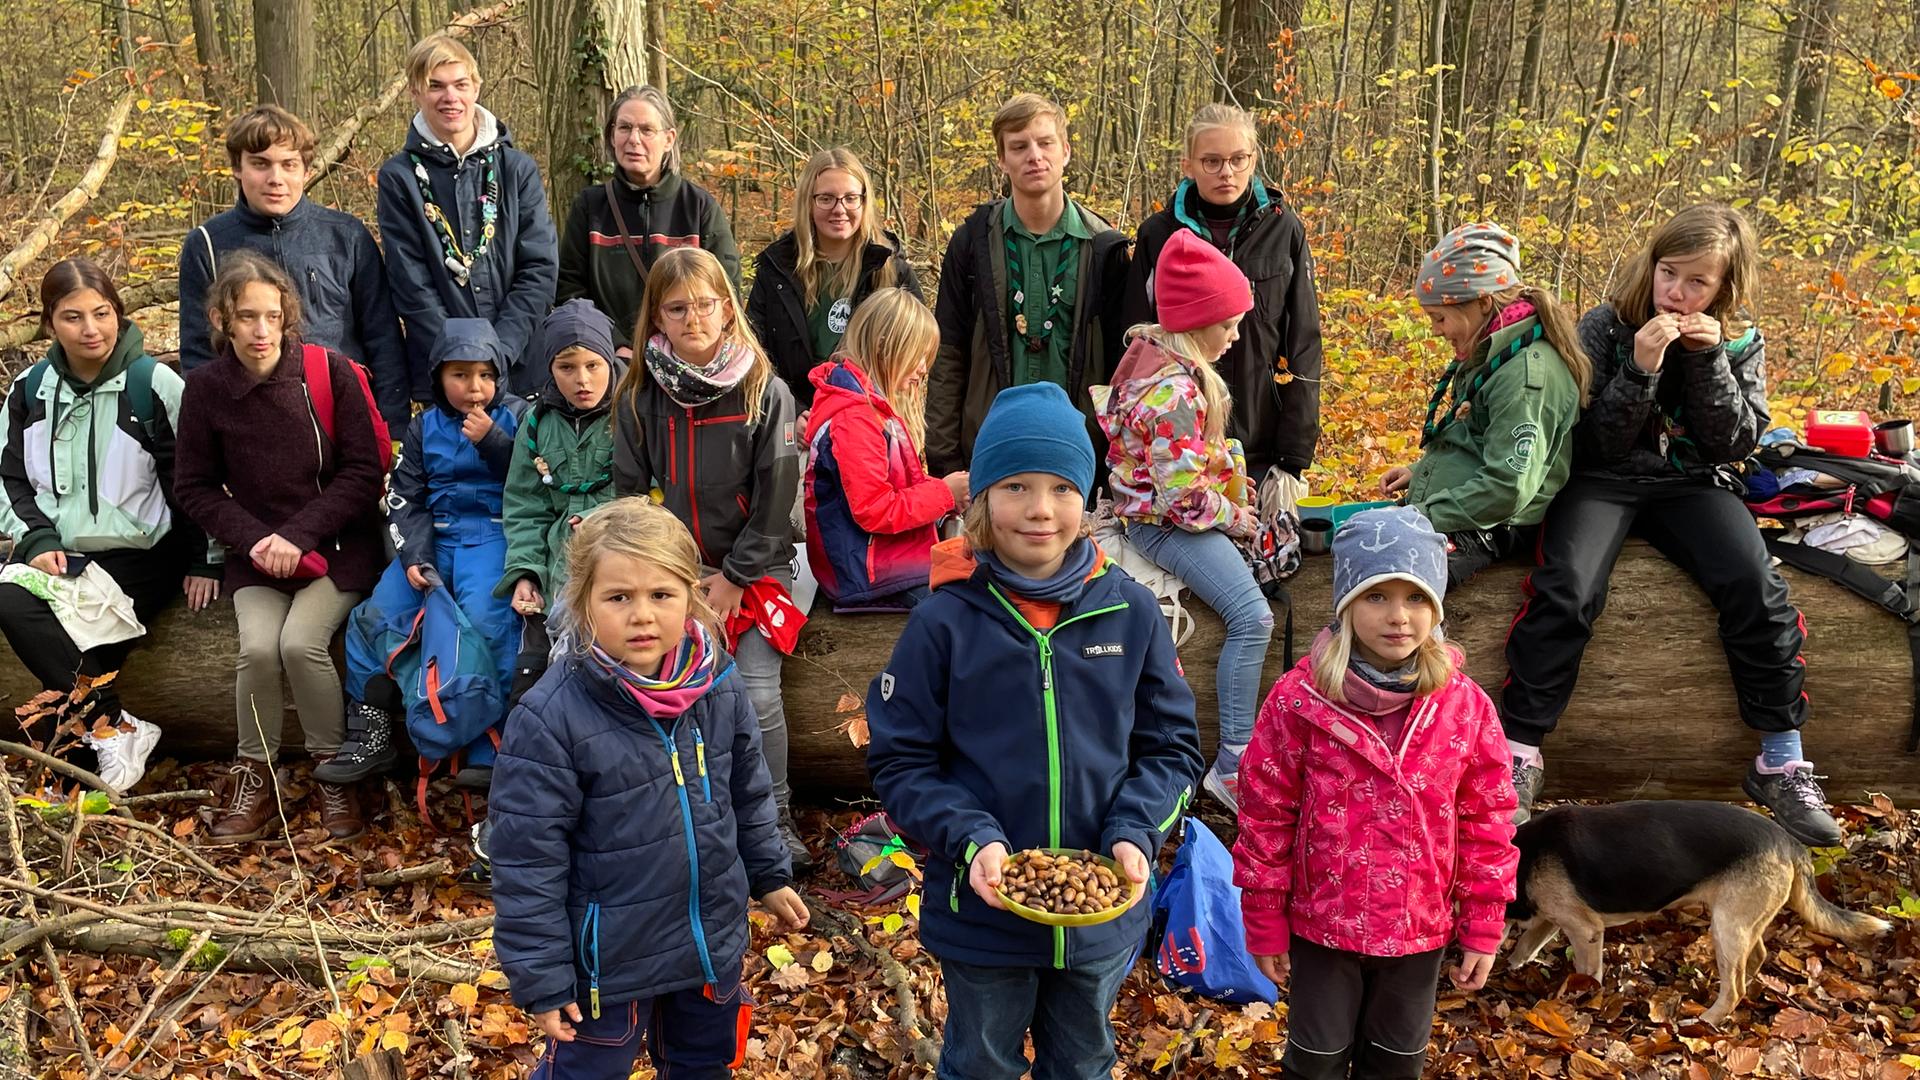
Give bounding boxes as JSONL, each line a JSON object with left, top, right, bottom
{"left": 5, "top": 748, "right": 1919, "bottom": 1080}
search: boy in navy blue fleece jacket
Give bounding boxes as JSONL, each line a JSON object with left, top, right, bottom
{"left": 866, "top": 383, "right": 1203, "bottom": 1080}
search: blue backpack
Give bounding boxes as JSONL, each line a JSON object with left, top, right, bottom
{"left": 350, "top": 581, "right": 503, "bottom": 816}
{"left": 1151, "top": 817, "right": 1278, "bottom": 1004}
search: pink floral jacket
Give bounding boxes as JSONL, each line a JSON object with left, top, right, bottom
{"left": 1094, "top": 335, "right": 1240, "bottom": 532}
{"left": 1231, "top": 656, "right": 1519, "bottom": 958}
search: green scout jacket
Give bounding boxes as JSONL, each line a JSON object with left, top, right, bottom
{"left": 1406, "top": 314, "right": 1582, "bottom": 533}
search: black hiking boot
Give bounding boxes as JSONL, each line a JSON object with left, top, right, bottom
{"left": 1744, "top": 759, "right": 1843, "bottom": 847}
{"left": 313, "top": 701, "right": 397, "bottom": 783}
{"left": 1511, "top": 756, "right": 1546, "bottom": 825}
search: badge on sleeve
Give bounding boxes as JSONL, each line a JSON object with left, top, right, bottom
{"left": 880, "top": 672, "right": 895, "bottom": 701}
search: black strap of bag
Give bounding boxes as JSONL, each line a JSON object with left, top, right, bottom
{"left": 1761, "top": 531, "right": 1920, "bottom": 752}
{"left": 603, "top": 179, "right": 651, "bottom": 279}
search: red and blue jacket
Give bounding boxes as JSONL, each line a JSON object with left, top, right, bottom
{"left": 865, "top": 539, "right": 1204, "bottom": 969}
{"left": 802, "top": 361, "right": 955, "bottom": 607}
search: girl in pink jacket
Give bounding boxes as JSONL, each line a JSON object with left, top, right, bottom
{"left": 1232, "top": 506, "right": 1517, "bottom": 1080}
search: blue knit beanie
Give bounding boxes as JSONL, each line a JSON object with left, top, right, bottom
{"left": 969, "top": 383, "right": 1096, "bottom": 497}
{"left": 1331, "top": 506, "right": 1449, "bottom": 622}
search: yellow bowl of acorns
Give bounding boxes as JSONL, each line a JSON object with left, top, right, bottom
{"left": 995, "top": 848, "right": 1143, "bottom": 927}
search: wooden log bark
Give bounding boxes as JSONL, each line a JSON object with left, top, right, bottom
{"left": 2, "top": 542, "right": 1913, "bottom": 804}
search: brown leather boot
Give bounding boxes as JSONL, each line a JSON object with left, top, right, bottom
{"left": 209, "top": 758, "right": 275, "bottom": 844}
{"left": 312, "top": 756, "right": 365, "bottom": 842}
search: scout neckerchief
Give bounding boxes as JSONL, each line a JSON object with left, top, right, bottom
{"left": 1005, "top": 214, "right": 1079, "bottom": 360}
{"left": 409, "top": 150, "right": 499, "bottom": 287}
{"left": 523, "top": 408, "right": 612, "bottom": 495}
{"left": 1419, "top": 318, "right": 1544, "bottom": 447}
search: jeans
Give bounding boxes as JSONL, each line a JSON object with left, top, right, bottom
{"left": 232, "top": 578, "right": 361, "bottom": 760}
{"left": 1124, "top": 521, "right": 1273, "bottom": 747}
{"left": 1501, "top": 476, "right": 1807, "bottom": 745}
{"left": 526, "top": 976, "right": 752, "bottom": 1080}
{"left": 732, "top": 627, "right": 791, "bottom": 809}
{"left": 936, "top": 946, "right": 1136, "bottom": 1080}
{"left": 1281, "top": 936, "right": 1444, "bottom": 1080}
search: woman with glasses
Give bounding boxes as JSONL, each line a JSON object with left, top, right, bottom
{"left": 556, "top": 85, "right": 741, "bottom": 349}
{"left": 746, "top": 148, "right": 922, "bottom": 411}
{"left": 1121, "top": 104, "right": 1324, "bottom": 487}
{"left": 0, "top": 259, "right": 221, "bottom": 791}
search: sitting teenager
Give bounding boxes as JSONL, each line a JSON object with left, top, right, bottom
{"left": 1098, "top": 231, "right": 1271, "bottom": 815}
{"left": 0, "top": 259, "right": 218, "bottom": 790}
{"left": 1500, "top": 203, "right": 1841, "bottom": 847}
{"left": 748, "top": 147, "right": 922, "bottom": 411}
{"left": 496, "top": 298, "right": 625, "bottom": 665}
{"left": 1379, "top": 222, "right": 1591, "bottom": 585}
{"left": 1122, "top": 103, "right": 1323, "bottom": 486}
{"left": 803, "top": 288, "right": 968, "bottom": 611}
{"left": 173, "top": 252, "right": 388, "bottom": 841}
{"left": 556, "top": 85, "right": 740, "bottom": 351}
{"left": 178, "top": 105, "right": 411, "bottom": 432}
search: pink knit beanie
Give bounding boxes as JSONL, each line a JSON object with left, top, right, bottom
{"left": 1155, "top": 230, "right": 1254, "bottom": 333}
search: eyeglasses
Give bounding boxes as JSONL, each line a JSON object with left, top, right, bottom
{"left": 660, "top": 297, "right": 725, "bottom": 322}
{"left": 613, "top": 123, "right": 667, "bottom": 141}
{"left": 1196, "top": 153, "right": 1255, "bottom": 176}
{"left": 812, "top": 192, "right": 866, "bottom": 211}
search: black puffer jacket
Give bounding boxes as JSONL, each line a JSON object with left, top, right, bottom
{"left": 746, "top": 229, "right": 923, "bottom": 410}
{"left": 1572, "top": 303, "right": 1768, "bottom": 483}
{"left": 1121, "top": 178, "right": 1323, "bottom": 477}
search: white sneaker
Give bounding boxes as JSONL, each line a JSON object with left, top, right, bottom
{"left": 85, "top": 713, "right": 162, "bottom": 792}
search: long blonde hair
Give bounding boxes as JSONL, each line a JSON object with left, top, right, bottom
{"left": 793, "top": 148, "right": 897, "bottom": 308}
{"left": 615, "top": 247, "right": 775, "bottom": 425}
{"left": 559, "top": 497, "right": 721, "bottom": 654}
{"left": 1310, "top": 607, "right": 1458, "bottom": 704}
{"left": 1609, "top": 203, "right": 1760, "bottom": 330}
{"left": 1123, "top": 323, "right": 1233, "bottom": 443}
{"left": 835, "top": 288, "right": 935, "bottom": 453}
{"left": 1482, "top": 284, "right": 1593, "bottom": 406}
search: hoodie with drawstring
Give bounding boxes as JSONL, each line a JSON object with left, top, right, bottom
{"left": 496, "top": 300, "right": 627, "bottom": 599}
{"left": 2, "top": 323, "right": 209, "bottom": 570}
{"left": 377, "top": 107, "right": 559, "bottom": 396}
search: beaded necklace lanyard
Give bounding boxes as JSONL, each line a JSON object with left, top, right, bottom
{"left": 1419, "top": 321, "right": 1544, "bottom": 446}
{"left": 409, "top": 151, "right": 499, "bottom": 287}
{"left": 1005, "top": 225, "right": 1079, "bottom": 358}
{"left": 524, "top": 410, "right": 612, "bottom": 495}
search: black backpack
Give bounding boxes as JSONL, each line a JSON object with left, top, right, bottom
{"left": 1744, "top": 440, "right": 1920, "bottom": 751}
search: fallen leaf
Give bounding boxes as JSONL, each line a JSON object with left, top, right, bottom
{"left": 771, "top": 964, "right": 809, "bottom": 991}
{"left": 172, "top": 816, "right": 196, "bottom": 838}
{"left": 298, "top": 1019, "right": 337, "bottom": 1051}
{"left": 1772, "top": 1007, "right": 1827, "bottom": 1040}
{"left": 835, "top": 693, "right": 861, "bottom": 713}
{"left": 810, "top": 950, "right": 834, "bottom": 973}
{"left": 1522, "top": 1000, "right": 1579, "bottom": 1040}
{"left": 448, "top": 983, "right": 479, "bottom": 1009}
{"left": 766, "top": 944, "right": 795, "bottom": 969}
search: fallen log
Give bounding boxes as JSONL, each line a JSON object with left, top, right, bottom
{"left": 0, "top": 88, "right": 138, "bottom": 304}
{"left": 0, "top": 919, "right": 485, "bottom": 985}
{"left": 1, "top": 541, "right": 1913, "bottom": 804}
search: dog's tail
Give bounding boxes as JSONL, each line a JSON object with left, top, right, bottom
{"left": 1790, "top": 849, "right": 1893, "bottom": 945}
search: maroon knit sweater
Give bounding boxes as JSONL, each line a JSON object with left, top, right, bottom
{"left": 173, "top": 340, "right": 388, "bottom": 595}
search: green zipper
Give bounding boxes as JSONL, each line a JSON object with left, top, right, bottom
{"left": 987, "top": 584, "right": 1128, "bottom": 968}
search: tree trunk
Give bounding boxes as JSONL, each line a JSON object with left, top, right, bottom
{"left": 1216, "top": 0, "right": 1305, "bottom": 108}
{"left": 189, "top": 0, "right": 225, "bottom": 71}
{"left": 253, "top": 0, "right": 316, "bottom": 121}
{"left": 16, "top": 545, "right": 1912, "bottom": 804}
{"left": 647, "top": 0, "right": 667, "bottom": 91}
{"left": 1779, "top": 0, "right": 1835, "bottom": 196}
{"left": 1424, "top": 0, "right": 1447, "bottom": 242}
{"left": 530, "top": 0, "right": 647, "bottom": 230}
{"left": 1517, "top": 0, "right": 1549, "bottom": 112}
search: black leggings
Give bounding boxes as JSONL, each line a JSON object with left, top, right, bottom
{"left": 1281, "top": 936, "right": 1444, "bottom": 1080}
{"left": 0, "top": 544, "right": 183, "bottom": 737}
{"left": 1500, "top": 475, "right": 1807, "bottom": 745}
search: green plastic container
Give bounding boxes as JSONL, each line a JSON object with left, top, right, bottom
{"left": 1329, "top": 500, "right": 1397, "bottom": 531}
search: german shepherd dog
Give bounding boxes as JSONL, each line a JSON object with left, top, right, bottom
{"left": 1506, "top": 801, "right": 1890, "bottom": 1025}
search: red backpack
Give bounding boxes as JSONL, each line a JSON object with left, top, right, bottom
{"left": 301, "top": 343, "right": 394, "bottom": 472}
